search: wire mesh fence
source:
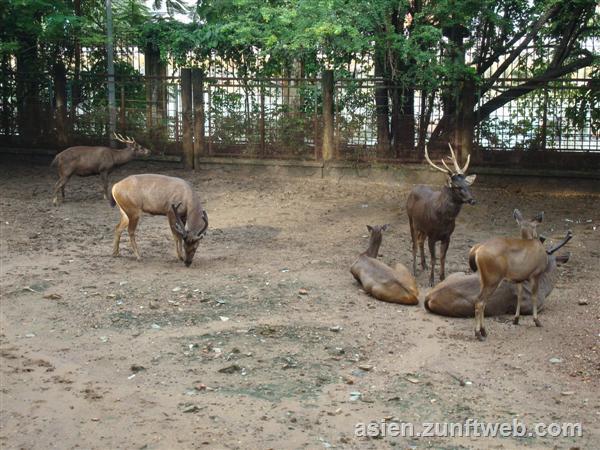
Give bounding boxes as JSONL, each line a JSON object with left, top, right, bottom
{"left": 1, "top": 53, "right": 598, "bottom": 165}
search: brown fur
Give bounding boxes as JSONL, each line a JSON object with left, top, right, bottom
{"left": 111, "top": 174, "right": 208, "bottom": 267}
{"left": 469, "top": 209, "right": 548, "bottom": 340}
{"left": 51, "top": 137, "right": 150, "bottom": 206}
{"left": 350, "top": 225, "right": 419, "bottom": 305}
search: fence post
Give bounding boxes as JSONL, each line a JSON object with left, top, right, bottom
{"left": 259, "top": 87, "right": 266, "bottom": 155}
{"left": 192, "top": 68, "right": 206, "bottom": 165}
{"left": 321, "top": 70, "right": 334, "bottom": 161}
{"left": 181, "top": 68, "right": 194, "bottom": 169}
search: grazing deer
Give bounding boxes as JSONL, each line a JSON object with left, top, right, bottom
{"left": 350, "top": 224, "right": 419, "bottom": 305}
{"left": 407, "top": 144, "right": 476, "bottom": 286}
{"left": 424, "top": 231, "right": 572, "bottom": 317}
{"left": 468, "top": 209, "right": 551, "bottom": 340}
{"left": 51, "top": 133, "right": 150, "bottom": 206}
{"left": 110, "top": 174, "right": 208, "bottom": 267}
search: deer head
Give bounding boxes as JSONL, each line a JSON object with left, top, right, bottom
{"left": 113, "top": 132, "right": 151, "bottom": 157}
{"left": 513, "top": 209, "right": 544, "bottom": 239}
{"left": 424, "top": 143, "right": 476, "bottom": 205}
{"left": 172, "top": 203, "right": 208, "bottom": 267}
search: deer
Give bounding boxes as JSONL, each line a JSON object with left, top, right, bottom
{"left": 110, "top": 174, "right": 208, "bottom": 267}
{"left": 350, "top": 224, "right": 419, "bottom": 305}
{"left": 468, "top": 209, "right": 553, "bottom": 341}
{"left": 51, "top": 133, "right": 150, "bottom": 206}
{"left": 424, "top": 230, "right": 572, "bottom": 317}
{"left": 407, "top": 143, "right": 476, "bottom": 287}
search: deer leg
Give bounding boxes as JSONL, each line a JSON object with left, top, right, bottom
{"left": 428, "top": 239, "right": 436, "bottom": 287}
{"left": 53, "top": 176, "right": 70, "bottom": 206}
{"left": 100, "top": 172, "right": 109, "bottom": 200}
{"left": 409, "top": 218, "right": 417, "bottom": 275}
{"left": 418, "top": 234, "right": 427, "bottom": 271}
{"left": 439, "top": 239, "right": 450, "bottom": 281}
{"left": 167, "top": 211, "right": 184, "bottom": 261}
{"left": 531, "top": 277, "right": 542, "bottom": 327}
{"left": 513, "top": 283, "right": 523, "bottom": 325}
{"left": 474, "top": 282, "right": 499, "bottom": 340}
{"left": 112, "top": 211, "right": 129, "bottom": 257}
{"left": 127, "top": 214, "right": 142, "bottom": 260}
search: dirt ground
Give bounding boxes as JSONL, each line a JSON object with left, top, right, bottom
{"left": 1, "top": 159, "right": 598, "bottom": 450}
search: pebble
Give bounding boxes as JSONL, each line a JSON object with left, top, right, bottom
{"left": 549, "top": 357, "right": 563, "bottom": 364}
{"left": 578, "top": 299, "right": 588, "bottom": 305}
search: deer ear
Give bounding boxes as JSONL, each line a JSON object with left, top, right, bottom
{"left": 381, "top": 224, "right": 389, "bottom": 231}
{"left": 366, "top": 225, "right": 373, "bottom": 232}
{"left": 513, "top": 209, "right": 523, "bottom": 223}
{"left": 534, "top": 212, "right": 544, "bottom": 223}
{"left": 464, "top": 174, "right": 476, "bottom": 185}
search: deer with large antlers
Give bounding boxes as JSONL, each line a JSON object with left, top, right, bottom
{"left": 110, "top": 174, "right": 208, "bottom": 267}
{"left": 407, "top": 144, "right": 476, "bottom": 286}
{"left": 50, "top": 133, "right": 150, "bottom": 206}
{"left": 468, "top": 209, "right": 554, "bottom": 340}
{"left": 425, "top": 230, "right": 572, "bottom": 318}
{"left": 350, "top": 224, "right": 419, "bottom": 305}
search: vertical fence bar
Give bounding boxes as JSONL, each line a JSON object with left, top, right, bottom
{"left": 119, "top": 85, "right": 126, "bottom": 130}
{"left": 192, "top": 68, "right": 205, "bottom": 165}
{"left": 105, "top": 0, "right": 116, "bottom": 146}
{"left": 259, "top": 85, "right": 266, "bottom": 155}
{"left": 181, "top": 68, "right": 194, "bottom": 169}
{"left": 321, "top": 70, "right": 334, "bottom": 161}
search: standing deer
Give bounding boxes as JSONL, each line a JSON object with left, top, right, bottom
{"left": 110, "top": 174, "right": 208, "bottom": 267}
{"left": 424, "top": 231, "right": 572, "bottom": 317}
{"left": 407, "top": 144, "right": 476, "bottom": 286}
{"left": 350, "top": 224, "right": 419, "bottom": 305}
{"left": 468, "top": 209, "right": 549, "bottom": 340}
{"left": 51, "top": 133, "right": 150, "bottom": 206}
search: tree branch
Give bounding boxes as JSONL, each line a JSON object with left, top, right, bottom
{"left": 481, "top": 4, "right": 560, "bottom": 92}
{"left": 474, "top": 52, "right": 594, "bottom": 123}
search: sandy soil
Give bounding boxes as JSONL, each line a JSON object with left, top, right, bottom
{"left": 1, "top": 160, "right": 598, "bottom": 450}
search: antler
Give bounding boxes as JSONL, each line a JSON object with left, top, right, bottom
{"left": 446, "top": 143, "right": 471, "bottom": 174}
{"left": 547, "top": 230, "right": 573, "bottom": 255}
{"left": 171, "top": 202, "right": 187, "bottom": 237}
{"left": 113, "top": 132, "right": 135, "bottom": 144}
{"left": 197, "top": 210, "right": 209, "bottom": 237}
{"left": 424, "top": 145, "right": 451, "bottom": 174}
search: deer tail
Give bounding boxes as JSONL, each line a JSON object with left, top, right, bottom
{"left": 468, "top": 245, "right": 479, "bottom": 272}
{"left": 50, "top": 155, "right": 58, "bottom": 167}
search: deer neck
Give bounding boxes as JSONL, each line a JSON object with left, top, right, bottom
{"left": 363, "top": 234, "right": 382, "bottom": 258}
{"left": 110, "top": 147, "right": 135, "bottom": 166}
{"left": 437, "top": 186, "right": 462, "bottom": 220}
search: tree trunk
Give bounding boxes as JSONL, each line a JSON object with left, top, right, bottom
{"left": 53, "top": 61, "right": 68, "bottom": 146}
{"left": 374, "top": 53, "right": 390, "bottom": 154}
{"left": 16, "top": 36, "right": 39, "bottom": 144}
{"left": 392, "top": 84, "right": 415, "bottom": 155}
{"left": 321, "top": 70, "right": 335, "bottom": 161}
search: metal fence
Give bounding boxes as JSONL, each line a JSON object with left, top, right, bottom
{"left": 1, "top": 54, "right": 598, "bottom": 167}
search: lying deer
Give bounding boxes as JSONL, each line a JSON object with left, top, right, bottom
{"left": 110, "top": 174, "right": 208, "bottom": 267}
{"left": 407, "top": 144, "right": 476, "bottom": 286}
{"left": 424, "top": 231, "right": 572, "bottom": 317}
{"left": 51, "top": 133, "right": 150, "bottom": 206}
{"left": 350, "top": 224, "right": 419, "bottom": 305}
{"left": 468, "top": 209, "right": 552, "bottom": 340}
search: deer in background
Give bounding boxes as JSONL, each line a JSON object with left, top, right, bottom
{"left": 468, "top": 209, "right": 550, "bottom": 341}
{"left": 424, "top": 230, "right": 572, "bottom": 317}
{"left": 111, "top": 174, "right": 208, "bottom": 267}
{"left": 407, "top": 144, "right": 476, "bottom": 287}
{"left": 350, "top": 224, "right": 419, "bottom": 305}
{"left": 51, "top": 133, "right": 150, "bottom": 206}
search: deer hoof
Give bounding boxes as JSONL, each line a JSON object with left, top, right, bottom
{"left": 480, "top": 327, "right": 487, "bottom": 337}
{"left": 475, "top": 330, "right": 486, "bottom": 341}
{"left": 513, "top": 317, "right": 520, "bottom": 325}
{"left": 534, "top": 318, "right": 542, "bottom": 327}
{"left": 112, "top": 251, "right": 119, "bottom": 257}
